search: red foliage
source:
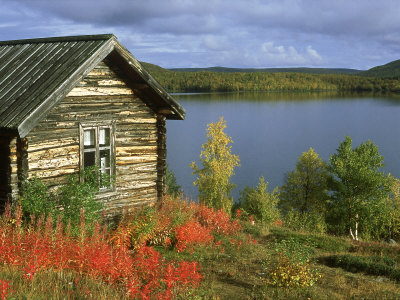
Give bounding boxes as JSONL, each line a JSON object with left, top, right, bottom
{"left": 0, "top": 279, "right": 12, "bottom": 300}
{"left": 175, "top": 221, "right": 213, "bottom": 252}
{"left": 0, "top": 198, "right": 254, "bottom": 298}
{"left": 194, "top": 205, "right": 242, "bottom": 235}
{"left": 0, "top": 205, "right": 202, "bottom": 299}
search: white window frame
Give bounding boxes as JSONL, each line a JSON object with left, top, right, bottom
{"left": 79, "top": 121, "right": 115, "bottom": 192}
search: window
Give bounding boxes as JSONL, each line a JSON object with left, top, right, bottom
{"left": 80, "top": 122, "right": 115, "bottom": 190}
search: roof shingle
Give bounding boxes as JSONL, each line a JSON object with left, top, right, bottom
{"left": 0, "top": 34, "right": 184, "bottom": 137}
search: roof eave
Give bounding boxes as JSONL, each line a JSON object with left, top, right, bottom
{"left": 112, "top": 42, "right": 186, "bottom": 120}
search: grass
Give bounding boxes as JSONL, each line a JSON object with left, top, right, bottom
{"left": 0, "top": 266, "right": 127, "bottom": 299}
{"left": 159, "top": 223, "right": 400, "bottom": 299}
{"left": 193, "top": 224, "right": 400, "bottom": 299}
{"left": 1, "top": 208, "right": 400, "bottom": 299}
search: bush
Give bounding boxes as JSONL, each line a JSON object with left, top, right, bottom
{"left": 20, "top": 168, "right": 104, "bottom": 233}
{"left": 0, "top": 205, "right": 203, "bottom": 299}
{"left": 112, "top": 195, "right": 242, "bottom": 253}
{"left": 283, "top": 210, "right": 327, "bottom": 234}
{"left": 20, "top": 177, "right": 55, "bottom": 219}
{"left": 238, "top": 177, "right": 281, "bottom": 224}
{"left": 263, "top": 238, "right": 321, "bottom": 287}
{"left": 57, "top": 171, "right": 103, "bottom": 232}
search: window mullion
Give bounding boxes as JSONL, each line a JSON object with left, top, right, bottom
{"left": 96, "top": 127, "right": 100, "bottom": 179}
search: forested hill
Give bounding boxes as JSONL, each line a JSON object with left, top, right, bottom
{"left": 139, "top": 62, "right": 360, "bottom": 76}
{"left": 361, "top": 59, "right": 400, "bottom": 78}
{"left": 169, "top": 66, "right": 361, "bottom": 75}
{"left": 139, "top": 61, "right": 400, "bottom": 93}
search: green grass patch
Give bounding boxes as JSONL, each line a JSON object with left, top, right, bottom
{"left": 269, "top": 227, "right": 352, "bottom": 253}
{"left": 320, "top": 254, "right": 400, "bottom": 281}
{"left": 350, "top": 240, "right": 400, "bottom": 262}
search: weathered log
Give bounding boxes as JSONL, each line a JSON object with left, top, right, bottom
{"left": 20, "top": 60, "right": 161, "bottom": 215}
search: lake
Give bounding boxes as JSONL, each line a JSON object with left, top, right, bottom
{"left": 166, "top": 92, "right": 400, "bottom": 200}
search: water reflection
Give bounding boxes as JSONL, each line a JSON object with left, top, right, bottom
{"left": 173, "top": 91, "right": 400, "bottom": 103}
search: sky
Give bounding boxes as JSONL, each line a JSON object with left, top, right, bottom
{"left": 0, "top": 0, "right": 399, "bottom": 70}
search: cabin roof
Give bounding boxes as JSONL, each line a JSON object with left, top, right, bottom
{"left": 0, "top": 34, "right": 185, "bottom": 137}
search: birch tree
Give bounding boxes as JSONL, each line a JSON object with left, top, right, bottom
{"left": 328, "top": 136, "right": 391, "bottom": 240}
{"left": 191, "top": 117, "right": 240, "bottom": 214}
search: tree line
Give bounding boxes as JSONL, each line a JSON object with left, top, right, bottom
{"left": 145, "top": 66, "right": 400, "bottom": 93}
{"left": 181, "top": 117, "right": 400, "bottom": 242}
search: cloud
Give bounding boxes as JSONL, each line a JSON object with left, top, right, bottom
{"left": 306, "top": 46, "right": 322, "bottom": 63}
{"left": 4, "top": 0, "right": 222, "bottom": 34}
{"left": 1, "top": 0, "right": 399, "bottom": 69}
{"left": 202, "top": 35, "right": 227, "bottom": 51}
{"left": 258, "top": 42, "right": 322, "bottom": 66}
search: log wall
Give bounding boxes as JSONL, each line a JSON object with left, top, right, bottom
{"left": 0, "top": 135, "right": 17, "bottom": 209}
{"left": 25, "top": 60, "right": 163, "bottom": 216}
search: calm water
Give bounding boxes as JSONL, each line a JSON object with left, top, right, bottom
{"left": 166, "top": 92, "right": 400, "bottom": 200}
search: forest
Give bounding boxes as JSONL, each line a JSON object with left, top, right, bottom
{"left": 141, "top": 62, "right": 400, "bottom": 93}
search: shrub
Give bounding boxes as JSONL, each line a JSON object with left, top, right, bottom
{"left": 175, "top": 220, "right": 214, "bottom": 253}
{"left": 0, "top": 204, "right": 203, "bottom": 299}
{"left": 266, "top": 255, "right": 321, "bottom": 287}
{"left": 194, "top": 204, "right": 242, "bottom": 235}
{"left": 112, "top": 196, "right": 242, "bottom": 254}
{"left": 20, "top": 177, "right": 55, "bottom": 219}
{"left": 0, "top": 279, "right": 12, "bottom": 300}
{"left": 20, "top": 168, "right": 104, "bottom": 233}
{"left": 283, "top": 210, "right": 327, "bottom": 234}
{"left": 57, "top": 170, "right": 103, "bottom": 232}
{"left": 238, "top": 177, "right": 280, "bottom": 224}
{"left": 263, "top": 238, "right": 321, "bottom": 287}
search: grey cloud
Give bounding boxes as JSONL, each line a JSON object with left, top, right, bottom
{"left": 1, "top": 0, "right": 399, "bottom": 69}
{"left": 5, "top": 0, "right": 222, "bottom": 34}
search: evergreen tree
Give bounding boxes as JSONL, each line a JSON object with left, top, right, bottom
{"left": 165, "top": 164, "right": 182, "bottom": 198}
{"left": 279, "top": 148, "right": 328, "bottom": 214}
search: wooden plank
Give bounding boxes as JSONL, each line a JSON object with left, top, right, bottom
{"left": 27, "top": 138, "right": 77, "bottom": 152}
{"left": 29, "top": 154, "right": 79, "bottom": 170}
{"left": 28, "top": 168, "right": 78, "bottom": 179}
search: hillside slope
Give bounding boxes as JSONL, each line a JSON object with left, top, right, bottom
{"left": 170, "top": 66, "right": 361, "bottom": 75}
{"left": 362, "top": 59, "right": 400, "bottom": 78}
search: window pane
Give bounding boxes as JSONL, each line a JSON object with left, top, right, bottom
{"left": 84, "top": 129, "right": 95, "bottom": 148}
{"left": 100, "top": 149, "right": 111, "bottom": 188}
{"left": 100, "top": 149, "right": 110, "bottom": 172}
{"left": 84, "top": 151, "right": 96, "bottom": 168}
{"left": 99, "top": 128, "right": 110, "bottom": 146}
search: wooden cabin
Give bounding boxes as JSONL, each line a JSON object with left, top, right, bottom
{"left": 0, "top": 34, "right": 185, "bottom": 216}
